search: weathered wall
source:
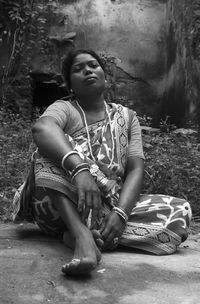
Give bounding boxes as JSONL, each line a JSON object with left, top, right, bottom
{"left": 158, "top": 0, "right": 200, "bottom": 126}
{"left": 34, "top": 0, "right": 168, "bottom": 121}
{"left": 1, "top": 0, "right": 199, "bottom": 125}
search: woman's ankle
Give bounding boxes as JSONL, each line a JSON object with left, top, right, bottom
{"left": 71, "top": 223, "right": 92, "bottom": 240}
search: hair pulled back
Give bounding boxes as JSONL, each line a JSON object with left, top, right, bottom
{"left": 62, "top": 49, "right": 105, "bottom": 91}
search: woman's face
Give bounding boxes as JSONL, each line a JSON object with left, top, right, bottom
{"left": 70, "top": 53, "right": 106, "bottom": 97}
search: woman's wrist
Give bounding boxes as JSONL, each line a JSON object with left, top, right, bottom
{"left": 61, "top": 151, "right": 79, "bottom": 170}
{"left": 72, "top": 168, "right": 92, "bottom": 183}
{"left": 112, "top": 206, "right": 129, "bottom": 224}
{"left": 71, "top": 163, "right": 90, "bottom": 181}
{"left": 61, "top": 151, "right": 85, "bottom": 172}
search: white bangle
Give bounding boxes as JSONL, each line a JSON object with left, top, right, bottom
{"left": 61, "top": 151, "right": 79, "bottom": 171}
{"left": 112, "top": 206, "right": 129, "bottom": 223}
{"left": 71, "top": 167, "right": 90, "bottom": 181}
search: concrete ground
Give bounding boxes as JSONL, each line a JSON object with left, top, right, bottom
{"left": 0, "top": 222, "right": 200, "bottom": 304}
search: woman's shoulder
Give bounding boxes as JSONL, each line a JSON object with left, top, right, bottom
{"left": 50, "top": 97, "right": 75, "bottom": 108}
{"left": 109, "top": 102, "right": 137, "bottom": 121}
{"left": 39, "top": 98, "right": 81, "bottom": 129}
{"left": 41, "top": 98, "right": 78, "bottom": 115}
{"left": 109, "top": 102, "right": 136, "bottom": 113}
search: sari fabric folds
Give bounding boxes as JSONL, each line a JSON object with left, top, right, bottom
{"left": 12, "top": 102, "right": 192, "bottom": 255}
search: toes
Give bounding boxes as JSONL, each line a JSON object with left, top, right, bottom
{"left": 62, "top": 258, "right": 97, "bottom": 275}
{"left": 96, "top": 238, "right": 104, "bottom": 249}
{"left": 92, "top": 229, "right": 104, "bottom": 250}
{"left": 92, "top": 229, "right": 101, "bottom": 239}
{"left": 62, "top": 258, "right": 81, "bottom": 272}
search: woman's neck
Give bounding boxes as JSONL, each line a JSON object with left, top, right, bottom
{"left": 75, "top": 94, "right": 105, "bottom": 112}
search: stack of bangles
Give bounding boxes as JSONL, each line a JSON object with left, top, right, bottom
{"left": 61, "top": 151, "right": 90, "bottom": 181}
{"left": 112, "top": 206, "right": 129, "bottom": 224}
{"left": 70, "top": 163, "right": 90, "bottom": 181}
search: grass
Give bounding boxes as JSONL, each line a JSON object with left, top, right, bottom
{"left": 0, "top": 108, "right": 34, "bottom": 220}
{"left": 142, "top": 129, "right": 200, "bottom": 217}
{"left": 0, "top": 107, "right": 200, "bottom": 221}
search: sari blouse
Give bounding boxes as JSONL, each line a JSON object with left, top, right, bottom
{"left": 41, "top": 99, "right": 145, "bottom": 162}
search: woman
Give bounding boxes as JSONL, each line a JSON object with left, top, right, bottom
{"left": 12, "top": 49, "right": 191, "bottom": 276}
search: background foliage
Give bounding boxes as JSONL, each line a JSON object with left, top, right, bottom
{"left": 0, "top": 107, "right": 199, "bottom": 221}
{"left": 0, "top": 0, "right": 56, "bottom": 107}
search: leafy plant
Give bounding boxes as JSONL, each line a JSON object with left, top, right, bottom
{"left": 0, "top": 0, "right": 57, "bottom": 105}
{"left": 0, "top": 106, "right": 199, "bottom": 221}
{"left": 143, "top": 131, "right": 200, "bottom": 216}
{"left": 0, "top": 107, "right": 35, "bottom": 220}
{"left": 159, "top": 116, "right": 177, "bottom": 133}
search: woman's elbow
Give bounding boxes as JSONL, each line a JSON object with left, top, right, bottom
{"left": 32, "top": 118, "right": 52, "bottom": 141}
{"left": 32, "top": 120, "right": 44, "bottom": 137}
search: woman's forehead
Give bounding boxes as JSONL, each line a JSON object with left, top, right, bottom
{"left": 72, "top": 53, "right": 97, "bottom": 65}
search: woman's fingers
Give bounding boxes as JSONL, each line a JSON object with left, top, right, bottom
{"left": 103, "top": 231, "right": 116, "bottom": 249}
{"left": 101, "top": 221, "right": 111, "bottom": 241}
{"left": 98, "top": 207, "right": 103, "bottom": 223}
{"left": 75, "top": 172, "right": 102, "bottom": 224}
{"left": 99, "top": 218, "right": 106, "bottom": 234}
{"left": 77, "top": 189, "right": 85, "bottom": 213}
{"left": 100, "top": 212, "right": 125, "bottom": 249}
{"left": 82, "top": 192, "right": 92, "bottom": 222}
{"left": 91, "top": 193, "right": 102, "bottom": 228}
{"left": 79, "top": 190, "right": 102, "bottom": 225}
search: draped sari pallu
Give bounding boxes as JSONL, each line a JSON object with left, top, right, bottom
{"left": 12, "top": 103, "right": 192, "bottom": 255}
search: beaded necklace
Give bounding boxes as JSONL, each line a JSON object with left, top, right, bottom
{"left": 76, "top": 100, "right": 115, "bottom": 168}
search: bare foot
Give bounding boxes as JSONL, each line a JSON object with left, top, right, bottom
{"left": 63, "top": 231, "right": 75, "bottom": 249}
{"left": 63, "top": 230, "right": 117, "bottom": 256}
{"left": 91, "top": 229, "right": 104, "bottom": 250}
{"left": 63, "top": 230, "right": 104, "bottom": 250}
{"left": 62, "top": 227, "right": 101, "bottom": 275}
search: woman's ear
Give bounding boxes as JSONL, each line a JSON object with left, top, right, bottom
{"left": 69, "top": 89, "right": 75, "bottom": 97}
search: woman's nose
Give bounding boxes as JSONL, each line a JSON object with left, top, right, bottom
{"left": 84, "top": 66, "right": 92, "bottom": 74}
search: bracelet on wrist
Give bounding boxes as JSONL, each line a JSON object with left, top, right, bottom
{"left": 71, "top": 162, "right": 90, "bottom": 178}
{"left": 61, "top": 151, "right": 80, "bottom": 171}
{"left": 71, "top": 167, "right": 90, "bottom": 181}
{"left": 112, "top": 206, "right": 129, "bottom": 223}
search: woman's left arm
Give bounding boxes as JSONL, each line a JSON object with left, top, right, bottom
{"left": 118, "top": 156, "right": 144, "bottom": 214}
{"left": 100, "top": 156, "right": 144, "bottom": 248}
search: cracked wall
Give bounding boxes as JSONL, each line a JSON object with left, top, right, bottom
{"left": 2, "top": 0, "right": 199, "bottom": 125}
{"left": 45, "top": 0, "right": 168, "bottom": 122}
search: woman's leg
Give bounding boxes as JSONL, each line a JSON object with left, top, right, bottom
{"left": 43, "top": 189, "right": 101, "bottom": 275}
{"left": 118, "top": 194, "right": 192, "bottom": 255}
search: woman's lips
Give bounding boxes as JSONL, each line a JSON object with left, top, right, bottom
{"left": 84, "top": 76, "right": 97, "bottom": 83}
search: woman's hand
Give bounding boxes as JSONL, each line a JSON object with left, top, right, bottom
{"left": 99, "top": 211, "right": 126, "bottom": 250}
{"left": 73, "top": 170, "right": 102, "bottom": 226}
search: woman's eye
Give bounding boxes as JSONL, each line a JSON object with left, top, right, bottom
{"left": 71, "top": 66, "right": 82, "bottom": 73}
{"left": 71, "top": 61, "right": 99, "bottom": 73}
{"left": 89, "top": 62, "right": 99, "bottom": 68}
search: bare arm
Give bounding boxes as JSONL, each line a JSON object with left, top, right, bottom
{"left": 100, "top": 156, "right": 144, "bottom": 248}
{"left": 118, "top": 156, "right": 144, "bottom": 214}
{"left": 32, "top": 116, "right": 80, "bottom": 170}
{"left": 32, "top": 116, "right": 102, "bottom": 224}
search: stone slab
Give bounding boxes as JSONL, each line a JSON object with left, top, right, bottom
{"left": 0, "top": 222, "right": 200, "bottom": 304}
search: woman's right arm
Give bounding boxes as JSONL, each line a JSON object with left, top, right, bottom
{"left": 32, "top": 116, "right": 80, "bottom": 170}
{"left": 32, "top": 116, "right": 102, "bottom": 225}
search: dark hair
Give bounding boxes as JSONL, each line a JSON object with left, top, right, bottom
{"left": 62, "top": 49, "right": 105, "bottom": 91}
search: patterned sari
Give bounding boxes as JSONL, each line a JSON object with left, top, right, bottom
{"left": 12, "top": 103, "right": 192, "bottom": 255}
